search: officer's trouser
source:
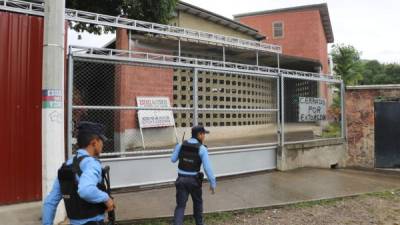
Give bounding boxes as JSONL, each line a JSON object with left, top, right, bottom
{"left": 173, "top": 174, "right": 203, "bottom": 225}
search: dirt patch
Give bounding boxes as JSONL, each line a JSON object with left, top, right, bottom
{"left": 126, "top": 190, "right": 400, "bottom": 225}
{"left": 212, "top": 190, "right": 400, "bottom": 225}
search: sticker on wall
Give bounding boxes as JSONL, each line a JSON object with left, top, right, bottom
{"left": 42, "top": 89, "right": 63, "bottom": 109}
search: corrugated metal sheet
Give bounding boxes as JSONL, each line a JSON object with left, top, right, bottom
{"left": 0, "top": 11, "right": 43, "bottom": 204}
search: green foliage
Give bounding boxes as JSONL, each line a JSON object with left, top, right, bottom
{"left": 330, "top": 44, "right": 364, "bottom": 85}
{"left": 322, "top": 122, "right": 340, "bottom": 138}
{"left": 331, "top": 44, "right": 400, "bottom": 85}
{"left": 65, "top": 0, "right": 178, "bottom": 34}
{"left": 360, "top": 60, "right": 400, "bottom": 85}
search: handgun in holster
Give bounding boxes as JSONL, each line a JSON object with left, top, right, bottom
{"left": 197, "top": 172, "right": 204, "bottom": 186}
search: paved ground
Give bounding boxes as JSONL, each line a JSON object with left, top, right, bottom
{"left": 0, "top": 201, "right": 42, "bottom": 225}
{"left": 113, "top": 168, "right": 400, "bottom": 222}
{"left": 1, "top": 168, "right": 400, "bottom": 225}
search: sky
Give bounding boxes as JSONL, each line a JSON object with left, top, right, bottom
{"left": 69, "top": 0, "right": 400, "bottom": 63}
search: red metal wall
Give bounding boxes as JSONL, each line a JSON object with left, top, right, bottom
{"left": 0, "top": 11, "right": 43, "bottom": 204}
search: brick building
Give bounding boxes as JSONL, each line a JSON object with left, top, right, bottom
{"left": 81, "top": 2, "right": 334, "bottom": 151}
{"left": 234, "top": 3, "right": 334, "bottom": 74}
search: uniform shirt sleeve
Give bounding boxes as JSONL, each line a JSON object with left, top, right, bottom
{"left": 171, "top": 143, "right": 181, "bottom": 163}
{"left": 42, "top": 179, "right": 63, "bottom": 225}
{"left": 199, "top": 146, "right": 217, "bottom": 189}
{"left": 77, "top": 157, "right": 109, "bottom": 203}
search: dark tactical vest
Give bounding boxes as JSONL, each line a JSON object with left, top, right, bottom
{"left": 58, "top": 155, "right": 106, "bottom": 219}
{"left": 178, "top": 141, "right": 202, "bottom": 172}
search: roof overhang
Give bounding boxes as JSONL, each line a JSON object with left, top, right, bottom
{"left": 177, "top": 1, "right": 266, "bottom": 41}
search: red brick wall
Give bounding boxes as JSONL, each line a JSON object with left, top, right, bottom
{"left": 346, "top": 89, "right": 377, "bottom": 167}
{"left": 237, "top": 10, "right": 329, "bottom": 73}
{"left": 115, "top": 29, "right": 174, "bottom": 131}
{"left": 345, "top": 88, "right": 400, "bottom": 167}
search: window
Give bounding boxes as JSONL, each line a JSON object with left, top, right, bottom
{"left": 273, "top": 21, "right": 284, "bottom": 39}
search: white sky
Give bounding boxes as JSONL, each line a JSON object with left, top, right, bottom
{"left": 69, "top": 0, "right": 400, "bottom": 63}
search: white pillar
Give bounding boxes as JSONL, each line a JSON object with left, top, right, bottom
{"left": 42, "top": 0, "right": 66, "bottom": 223}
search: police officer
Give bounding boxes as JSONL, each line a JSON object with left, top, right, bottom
{"left": 42, "top": 121, "right": 115, "bottom": 225}
{"left": 171, "top": 125, "right": 216, "bottom": 225}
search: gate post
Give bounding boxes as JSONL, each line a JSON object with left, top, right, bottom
{"left": 193, "top": 68, "right": 199, "bottom": 126}
{"left": 42, "top": 0, "right": 66, "bottom": 223}
{"left": 340, "top": 80, "right": 346, "bottom": 139}
{"left": 67, "top": 50, "right": 74, "bottom": 158}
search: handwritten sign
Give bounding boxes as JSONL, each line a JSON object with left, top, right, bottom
{"left": 137, "top": 97, "right": 175, "bottom": 128}
{"left": 298, "top": 97, "right": 326, "bottom": 122}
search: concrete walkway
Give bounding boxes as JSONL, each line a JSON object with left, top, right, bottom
{"left": 113, "top": 168, "right": 400, "bottom": 221}
{"left": 1, "top": 168, "right": 400, "bottom": 224}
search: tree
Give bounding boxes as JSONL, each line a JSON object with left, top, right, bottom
{"left": 360, "top": 60, "right": 385, "bottom": 85}
{"left": 330, "top": 44, "right": 364, "bottom": 85}
{"left": 384, "top": 63, "right": 400, "bottom": 84}
{"left": 359, "top": 60, "right": 400, "bottom": 85}
{"left": 65, "top": 0, "right": 178, "bottom": 34}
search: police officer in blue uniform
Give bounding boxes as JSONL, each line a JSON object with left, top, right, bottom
{"left": 171, "top": 125, "right": 217, "bottom": 225}
{"left": 42, "top": 121, "right": 115, "bottom": 225}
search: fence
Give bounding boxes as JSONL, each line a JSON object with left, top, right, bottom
{"left": 282, "top": 77, "right": 344, "bottom": 145}
{"left": 69, "top": 54, "right": 280, "bottom": 157}
{"left": 68, "top": 46, "right": 344, "bottom": 159}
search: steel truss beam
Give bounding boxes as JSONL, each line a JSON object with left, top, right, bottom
{"left": 70, "top": 46, "right": 342, "bottom": 83}
{"left": 0, "top": 0, "right": 282, "bottom": 54}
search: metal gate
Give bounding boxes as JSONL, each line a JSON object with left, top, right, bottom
{"left": 0, "top": 11, "right": 43, "bottom": 204}
{"left": 68, "top": 49, "right": 280, "bottom": 188}
{"left": 375, "top": 101, "right": 400, "bottom": 168}
{"left": 68, "top": 46, "right": 344, "bottom": 188}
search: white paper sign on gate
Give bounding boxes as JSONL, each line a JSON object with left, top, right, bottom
{"left": 137, "top": 97, "right": 175, "bottom": 128}
{"left": 298, "top": 97, "right": 326, "bottom": 122}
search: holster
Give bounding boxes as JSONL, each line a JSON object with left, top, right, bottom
{"left": 197, "top": 172, "right": 204, "bottom": 186}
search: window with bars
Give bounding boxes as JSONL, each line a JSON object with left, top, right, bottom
{"left": 273, "top": 21, "right": 284, "bottom": 39}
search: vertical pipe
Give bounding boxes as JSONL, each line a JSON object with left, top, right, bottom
{"left": 128, "top": 30, "right": 131, "bottom": 58}
{"left": 178, "top": 38, "right": 181, "bottom": 62}
{"left": 67, "top": 50, "right": 74, "bottom": 158}
{"left": 193, "top": 68, "right": 199, "bottom": 126}
{"left": 278, "top": 54, "right": 285, "bottom": 146}
{"left": 222, "top": 46, "right": 226, "bottom": 66}
{"left": 340, "top": 81, "right": 346, "bottom": 139}
{"left": 281, "top": 76, "right": 285, "bottom": 147}
{"left": 276, "top": 77, "right": 280, "bottom": 146}
{"left": 256, "top": 51, "right": 259, "bottom": 66}
{"left": 276, "top": 53, "right": 281, "bottom": 145}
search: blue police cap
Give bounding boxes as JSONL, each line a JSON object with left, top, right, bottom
{"left": 77, "top": 121, "right": 108, "bottom": 142}
{"left": 191, "top": 125, "right": 210, "bottom": 137}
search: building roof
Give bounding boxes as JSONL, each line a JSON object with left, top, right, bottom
{"left": 177, "top": 1, "right": 265, "bottom": 40}
{"left": 233, "top": 3, "right": 334, "bottom": 43}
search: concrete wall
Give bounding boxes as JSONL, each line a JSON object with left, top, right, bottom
{"left": 170, "top": 11, "right": 255, "bottom": 40}
{"left": 277, "top": 139, "right": 346, "bottom": 171}
{"left": 237, "top": 10, "right": 329, "bottom": 73}
{"left": 345, "top": 85, "right": 400, "bottom": 168}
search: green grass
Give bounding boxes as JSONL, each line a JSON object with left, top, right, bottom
{"left": 322, "top": 122, "right": 341, "bottom": 138}
{"left": 288, "top": 198, "right": 346, "bottom": 209}
{"left": 364, "top": 189, "right": 400, "bottom": 200}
